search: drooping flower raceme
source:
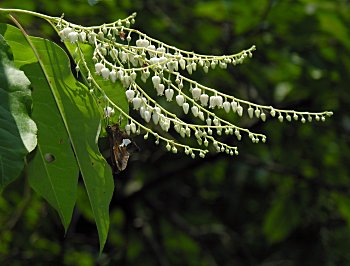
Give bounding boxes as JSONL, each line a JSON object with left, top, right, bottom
{"left": 54, "top": 13, "right": 333, "bottom": 159}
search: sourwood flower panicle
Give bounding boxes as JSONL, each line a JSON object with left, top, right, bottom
{"left": 53, "top": 12, "right": 333, "bottom": 159}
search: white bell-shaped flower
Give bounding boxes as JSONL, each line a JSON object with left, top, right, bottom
{"left": 149, "top": 57, "right": 159, "bottom": 65}
{"left": 132, "top": 97, "right": 142, "bottom": 110}
{"left": 117, "top": 69, "right": 124, "bottom": 80}
{"left": 110, "top": 48, "right": 118, "bottom": 60}
{"left": 157, "top": 46, "right": 166, "bottom": 53}
{"left": 156, "top": 84, "right": 165, "bottom": 96}
{"left": 165, "top": 88, "right": 174, "bottom": 101}
{"left": 109, "top": 70, "right": 117, "bottom": 83}
{"left": 176, "top": 95, "right": 185, "bottom": 106}
{"left": 200, "top": 94, "right": 209, "bottom": 106}
{"left": 209, "top": 96, "right": 216, "bottom": 108}
{"left": 125, "top": 89, "right": 135, "bottom": 102}
{"left": 79, "top": 31, "right": 86, "bottom": 42}
{"left": 95, "top": 62, "right": 104, "bottom": 74}
{"left": 152, "top": 75, "right": 161, "bottom": 88}
{"left": 191, "top": 87, "right": 201, "bottom": 100}
{"left": 68, "top": 31, "right": 79, "bottom": 43}
{"left": 101, "top": 67, "right": 110, "bottom": 80}
{"left": 214, "top": 96, "right": 223, "bottom": 108}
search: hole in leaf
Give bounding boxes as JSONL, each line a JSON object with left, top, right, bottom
{"left": 44, "top": 153, "right": 55, "bottom": 163}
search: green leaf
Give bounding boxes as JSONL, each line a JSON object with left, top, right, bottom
{"left": 333, "top": 193, "right": 350, "bottom": 229}
{"left": 1, "top": 23, "right": 80, "bottom": 232}
{"left": 0, "top": 23, "right": 79, "bottom": 232}
{"left": 0, "top": 32, "right": 37, "bottom": 191}
{"left": 263, "top": 195, "right": 300, "bottom": 243}
{"left": 29, "top": 34, "right": 114, "bottom": 252}
{"left": 1, "top": 23, "right": 114, "bottom": 250}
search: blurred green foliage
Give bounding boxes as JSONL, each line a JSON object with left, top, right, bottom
{"left": 1, "top": 0, "right": 349, "bottom": 265}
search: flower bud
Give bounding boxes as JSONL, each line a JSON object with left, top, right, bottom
{"left": 186, "top": 64, "right": 193, "bottom": 74}
{"left": 223, "top": 101, "right": 231, "bottom": 113}
{"left": 125, "top": 124, "right": 131, "bottom": 135}
{"left": 278, "top": 114, "right": 284, "bottom": 122}
{"left": 206, "top": 118, "right": 212, "bottom": 126}
{"left": 270, "top": 109, "right": 276, "bottom": 117}
{"left": 152, "top": 112, "right": 160, "bottom": 125}
{"left": 191, "top": 106, "right": 199, "bottom": 117}
{"left": 110, "top": 48, "right": 118, "bottom": 60}
{"left": 237, "top": 105, "right": 243, "bottom": 116}
{"left": 144, "top": 110, "right": 151, "bottom": 123}
{"left": 248, "top": 106, "right": 254, "bottom": 118}
{"left": 182, "top": 102, "right": 190, "bottom": 114}
{"left": 179, "top": 58, "right": 186, "bottom": 70}
{"left": 198, "top": 111, "right": 204, "bottom": 121}
{"left": 130, "top": 122, "right": 137, "bottom": 133}
{"left": 130, "top": 71, "right": 137, "bottom": 82}
{"left": 231, "top": 100, "right": 238, "bottom": 112}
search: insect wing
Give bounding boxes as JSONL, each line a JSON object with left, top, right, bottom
{"left": 106, "top": 124, "right": 137, "bottom": 173}
{"left": 113, "top": 145, "right": 130, "bottom": 172}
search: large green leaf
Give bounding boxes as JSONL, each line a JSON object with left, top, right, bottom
{"left": 0, "top": 23, "right": 79, "bottom": 231}
{"left": 1, "top": 23, "right": 114, "bottom": 250}
{"left": 0, "top": 23, "right": 80, "bottom": 232}
{"left": 30, "top": 33, "right": 114, "bottom": 252}
{"left": 0, "top": 32, "right": 37, "bottom": 191}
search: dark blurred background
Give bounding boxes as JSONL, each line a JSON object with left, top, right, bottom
{"left": 1, "top": 0, "right": 349, "bottom": 265}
